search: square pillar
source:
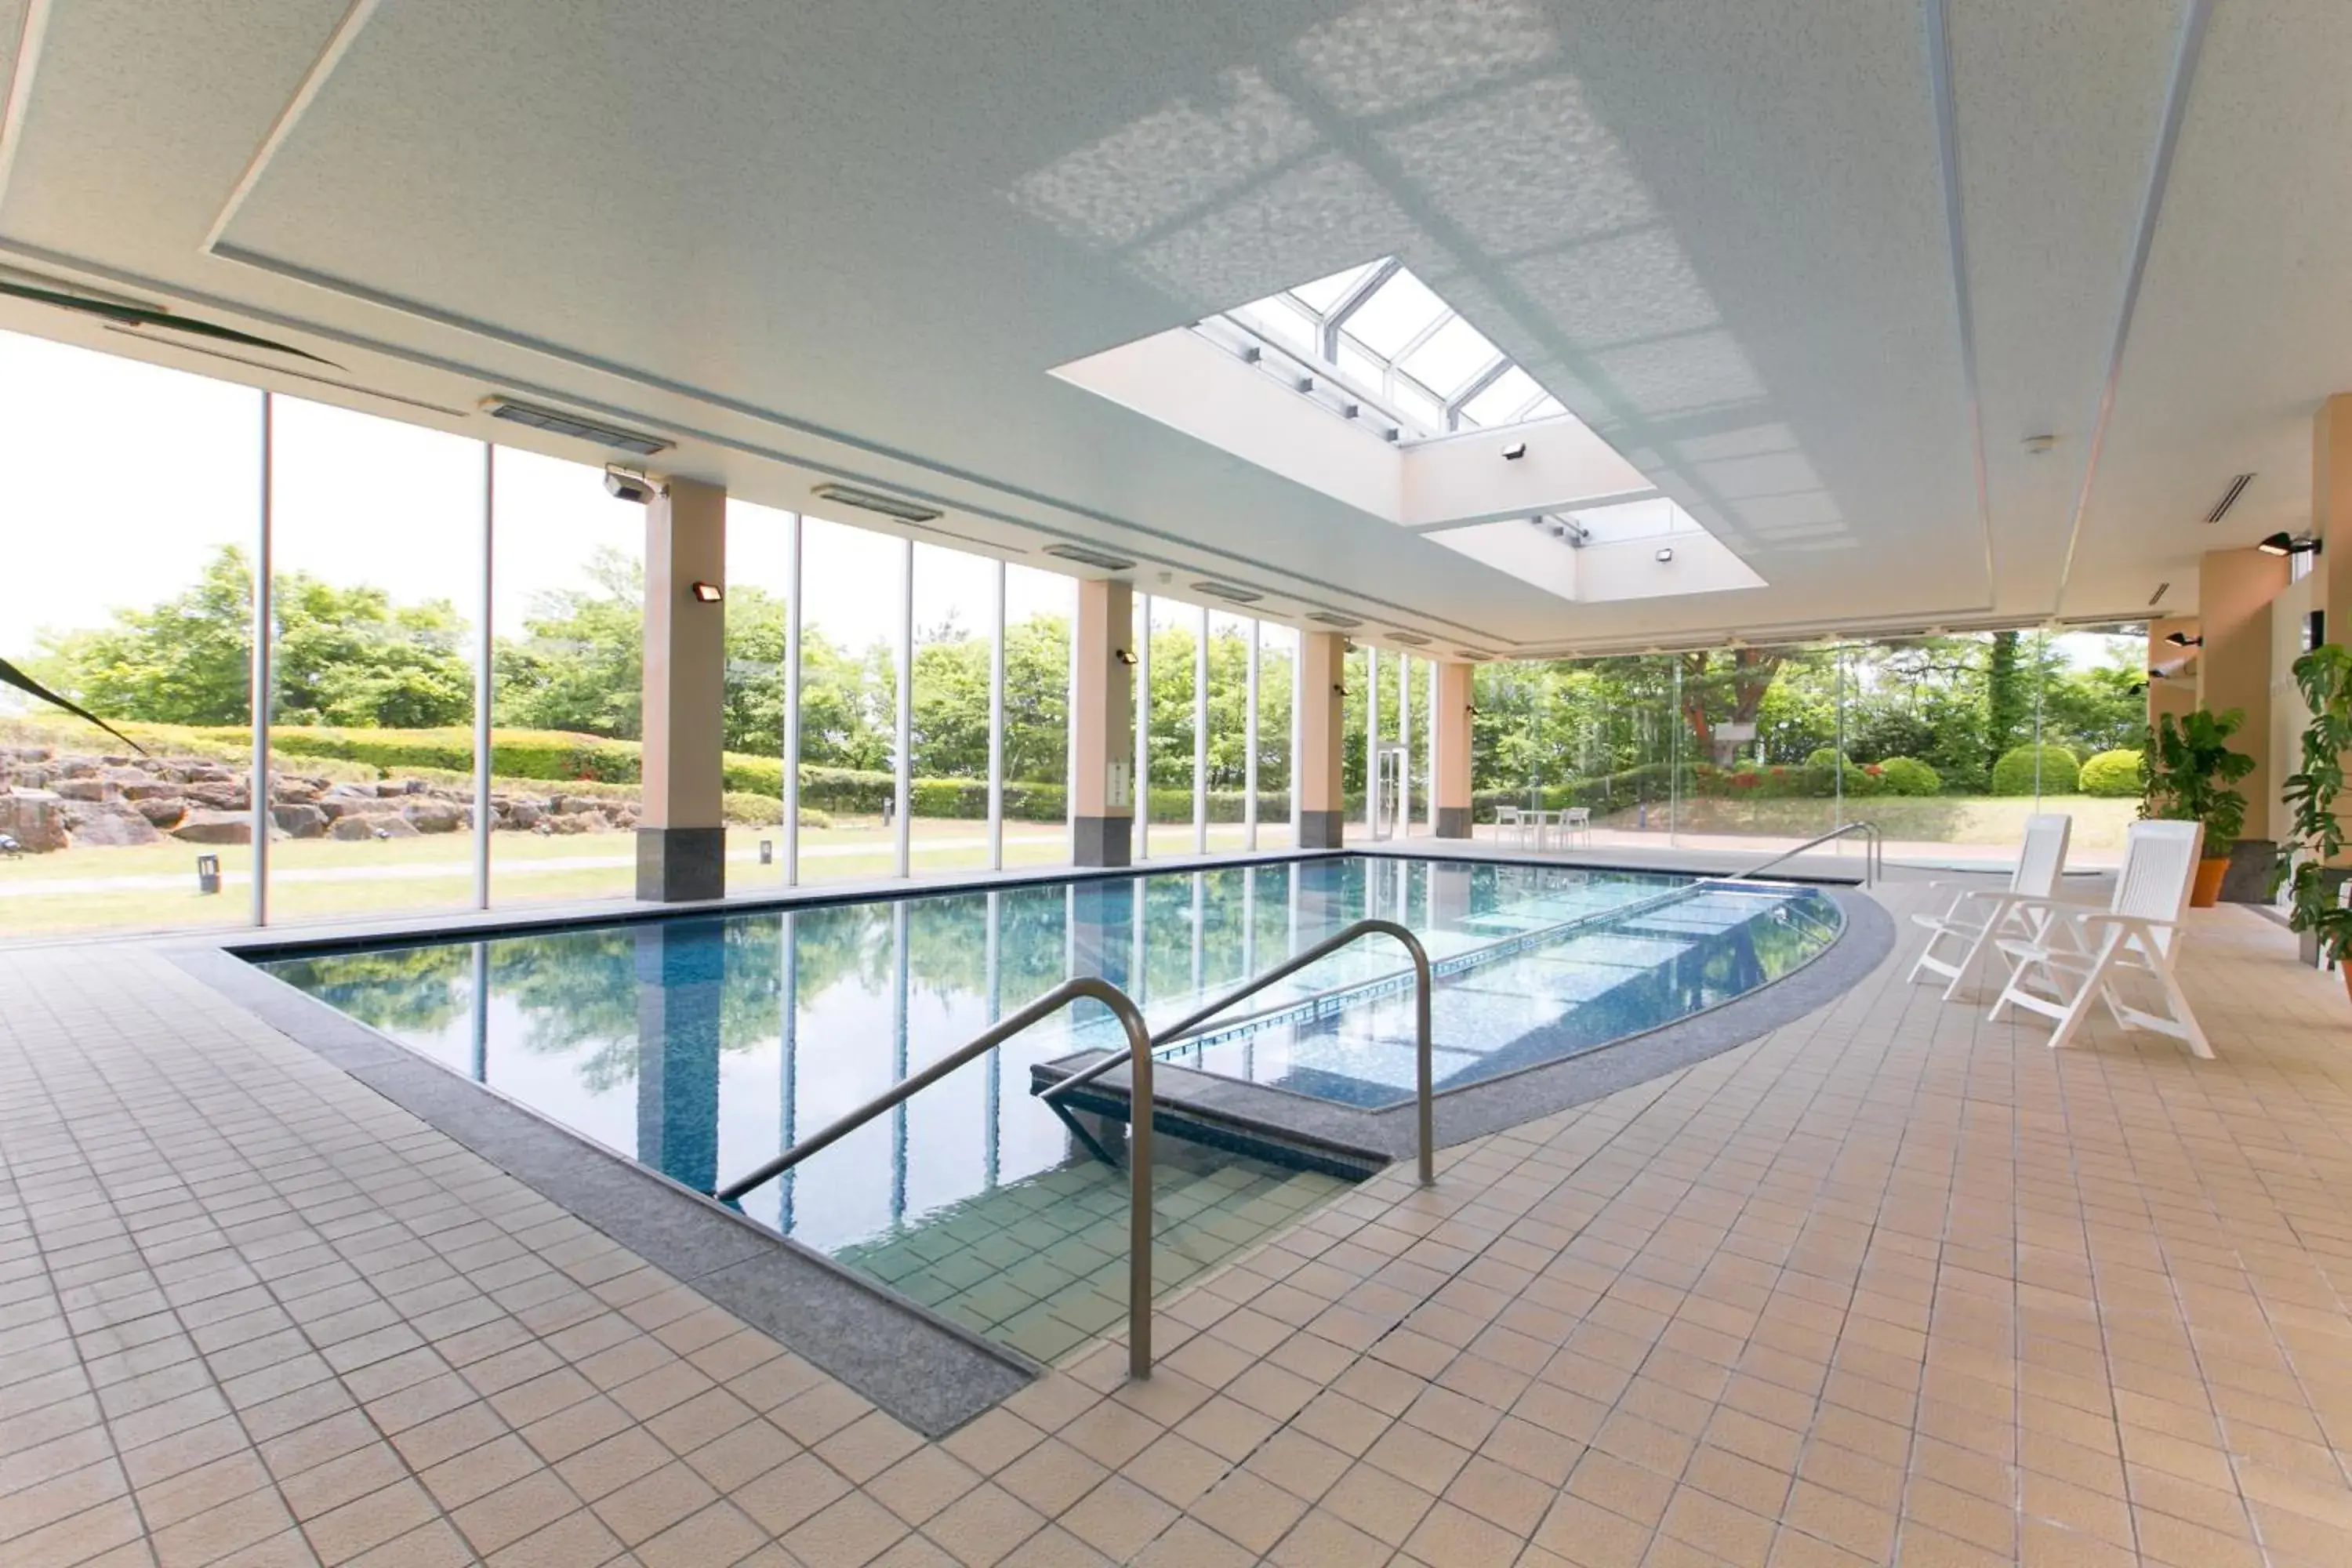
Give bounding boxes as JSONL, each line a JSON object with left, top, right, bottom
{"left": 1433, "top": 662, "right": 1475, "bottom": 838}
{"left": 2197, "top": 546, "right": 2288, "bottom": 900}
{"left": 1072, "top": 578, "right": 1135, "bottom": 866}
{"left": 2317, "top": 394, "right": 2352, "bottom": 648}
{"left": 1298, "top": 632, "right": 1348, "bottom": 848}
{"left": 638, "top": 477, "right": 727, "bottom": 902}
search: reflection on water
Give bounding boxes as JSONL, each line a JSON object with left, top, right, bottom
{"left": 263, "top": 858, "right": 1831, "bottom": 1253}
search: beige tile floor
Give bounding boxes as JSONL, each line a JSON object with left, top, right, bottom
{"left": 4, "top": 881, "right": 2349, "bottom": 1566}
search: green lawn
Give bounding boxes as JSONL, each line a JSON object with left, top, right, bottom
{"left": 0, "top": 816, "right": 1294, "bottom": 939}
{"left": 1596, "top": 793, "right": 2141, "bottom": 854}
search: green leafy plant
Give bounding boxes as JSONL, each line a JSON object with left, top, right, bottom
{"left": 1990, "top": 743, "right": 2080, "bottom": 796}
{"left": 2143, "top": 707, "right": 2255, "bottom": 859}
{"left": 1875, "top": 757, "right": 1943, "bottom": 797}
{"left": 2273, "top": 645, "right": 2352, "bottom": 964}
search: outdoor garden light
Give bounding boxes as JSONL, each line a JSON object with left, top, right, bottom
{"left": 691, "top": 581, "right": 724, "bottom": 603}
{"left": 2257, "top": 532, "right": 2322, "bottom": 557}
{"left": 2165, "top": 631, "right": 2203, "bottom": 648}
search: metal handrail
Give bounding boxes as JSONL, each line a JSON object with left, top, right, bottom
{"left": 1040, "top": 919, "right": 1437, "bottom": 1188}
{"left": 1727, "top": 820, "right": 1882, "bottom": 886}
{"left": 711, "top": 977, "right": 1161, "bottom": 1379}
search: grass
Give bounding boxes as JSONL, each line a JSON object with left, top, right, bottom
{"left": 0, "top": 816, "right": 1294, "bottom": 939}
{"left": 1597, "top": 793, "right": 2141, "bottom": 852}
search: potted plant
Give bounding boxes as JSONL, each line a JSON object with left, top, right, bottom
{"left": 2143, "top": 707, "right": 2255, "bottom": 907}
{"left": 2274, "top": 644, "right": 2352, "bottom": 990}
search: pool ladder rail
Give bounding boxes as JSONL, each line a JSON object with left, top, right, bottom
{"left": 1728, "top": 820, "right": 1882, "bottom": 887}
{"left": 707, "top": 920, "right": 1440, "bottom": 1382}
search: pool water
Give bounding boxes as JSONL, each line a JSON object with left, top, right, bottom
{"left": 260, "top": 856, "right": 1838, "bottom": 1363}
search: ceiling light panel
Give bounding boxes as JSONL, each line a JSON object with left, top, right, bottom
{"left": 485, "top": 397, "right": 670, "bottom": 456}
{"left": 809, "top": 482, "right": 944, "bottom": 524}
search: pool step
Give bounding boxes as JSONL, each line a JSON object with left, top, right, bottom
{"left": 826, "top": 1145, "right": 1349, "bottom": 1367}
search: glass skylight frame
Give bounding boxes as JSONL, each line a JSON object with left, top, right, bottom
{"left": 1200, "top": 258, "right": 1568, "bottom": 444}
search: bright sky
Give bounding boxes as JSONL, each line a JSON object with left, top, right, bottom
{"left": 0, "top": 328, "right": 1070, "bottom": 659}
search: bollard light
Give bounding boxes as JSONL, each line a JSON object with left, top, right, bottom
{"left": 195, "top": 854, "right": 221, "bottom": 895}
{"left": 759, "top": 839, "right": 774, "bottom": 866}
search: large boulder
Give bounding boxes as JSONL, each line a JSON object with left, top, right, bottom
{"left": 71, "top": 808, "right": 163, "bottom": 848}
{"left": 271, "top": 779, "right": 323, "bottom": 805}
{"left": 328, "top": 812, "right": 418, "bottom": 840}
{"left": 53, "top": 777, "right": 117, "bottom": 803}
{"left": 133, "top": 797, "right": 188, "bottom": 829}
{"left": 171, "top": 809, "right": 252, "bottom": 845}
{"left": 119, "top": 779, "right": 182, "bottom": 802}
{"left": 0, "top": 789, "right": 71, "bottom": 853}
{"left": 184, "top": 782, "right": 249, "bottom": 811}
{"left": 400, "top": 800, "right": 463, "bottom": 834}
{"left": 272, "top": 803, "right": 329, "bottom": 839}
{"left": 502, "top": 799, "right": 543, "bottom": 830}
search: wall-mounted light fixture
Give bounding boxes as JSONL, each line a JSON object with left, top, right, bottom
{"left": 1501, "top": 441, "right": 1528, "bottom": 460}
{"left": 2164, "top": 631, "right": 2202, "bottom": 648}
{"left": 1113, "top": 648, "right": 1138, "bottom": 666}
{"left": 2258, "top": 532, "right": 2324, "bottom": 558}
{"left": 691, "top": 582, "right": 724, "bottom": 603}
{"left": 1655, "top": 546, "right": 1675, "bottom": 564}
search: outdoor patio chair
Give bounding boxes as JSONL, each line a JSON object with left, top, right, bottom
{"left": 1906, "top": 812, "right": 2072, "bottom": 999}
{"left": 1495, "top": 804, "right": 1526, "bottom": 848}
{"left": 1987, "top": 820, "right": 2211, "bottom": 1058}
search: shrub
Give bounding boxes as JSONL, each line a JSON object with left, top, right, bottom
{"left": 1876, "top": 757, "right": 1942, "bottom": 797}
{"left": 1803, "top": 746, "right": 1849, "bottom": 772}
{"left": 2079, "top": 749, "right": 2144, "bottom": 798}
{"left": 1991, "top": 743, "right": 2080, "bottom": 796}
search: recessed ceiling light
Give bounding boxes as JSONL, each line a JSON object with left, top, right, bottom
{"left": 1190, "top": 580, "right": 1264, "bottom": 604}
{"left": 2022, "top": 434, "right": 2058, "bottom": 455}
{"left": 810, "top": 483, "right": 944, "bottom": 524}
{"left": 1307, "top": 611, "right": 1364, "bottom": 630}
{"left": 1043, "top": 543, "right": 1138, "bottom": 572}
{"left": 1388, "top": 631, "right": 1432, "bottom": 647}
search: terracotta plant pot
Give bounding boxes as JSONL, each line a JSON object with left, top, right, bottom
{"left": 2190, "top": 856, "right": 2229, "bottom": 908}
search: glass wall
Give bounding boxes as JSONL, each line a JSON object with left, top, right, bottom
{"left": 1204, "top": 612, "right": 1252, "bottom": 852}
{"left": 0, "top": 335, "right": 261, "bottom": 938}
{"left": 724, "top": 501, "right": 796, "bottom": 891}
{"left": 487, "top": 448, "right": 644, "bottom": 906}
{"left": 268, "top": 397, "right": 484, "bottom": 924}
{"left": 795, "top": 517, "right": 902, "bottom": 884}
{"left": 1257, "top": 623, "right": 1297, "bottom": 850}
{"left": 910, "top": 543, "right": 993, "bottom": 875}
{"left": 1002, "top": 564, "right": 1073, "bottom": 870}
{"left": 1145, "top": 597, "right": 1195, "bottom": 856}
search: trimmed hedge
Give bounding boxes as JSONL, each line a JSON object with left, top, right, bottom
{"left": 2078, "top": 749, "right": 2143, "bottom": 798}
{"left": 1875, "top": 757, "right": 1942, "bottom": 797}
{"left": 1991, "top": 743, "right": 2080, "bottom": 797}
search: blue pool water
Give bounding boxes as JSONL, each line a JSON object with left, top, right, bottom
{"left": 260, "top": 856, "right": 1838, "bottom": 1360}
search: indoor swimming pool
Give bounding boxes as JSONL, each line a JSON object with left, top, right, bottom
{"left": 258, "top": 856, "right": 1840, "bottom": 1362}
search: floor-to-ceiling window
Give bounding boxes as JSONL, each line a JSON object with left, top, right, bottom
{"left": 909, "top": 543, "right": 995, "bottom": 875}
{"left": 723, "top": 500, "right": 797, "bottom": 891}
{"left": 0, "top": 333, "right": 261, "bottom": 938}
{"left": 793, "top": 517, "right": 902, "bottom": 884}
{"left": 1203, "top": 611, "right": 1253, "bottom": 852}
{"left": 485, "top": 448, "right": 644, "bottom": 906}
{"left": 1002, "top": 564, "right": 1073, "bottom": 870}
{"left": 267, "top": 397, "right": 485, "bottom": 924}
{"left": 1256, "top": 623, "right": 1297, "bottom": 850}
{"left": 1145, "top": 597, "right": 1195, "bottom": 856}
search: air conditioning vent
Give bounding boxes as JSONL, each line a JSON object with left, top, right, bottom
{"left": 2205, "top": 473, "right": 2254, "bottom": 524}
{"left": 1043, "top": 542, "right": 1138, "bottom": 572}
{"left": 1306, "top": 611, "right": 1364, "bottom": 630}
{"left": 1455, "top": 648, "right": 1496, "bottom": 662}
{"left": 2148, "top": 581, "right": 2171, "bottom": 608}
{"left": 1387, "top": 631, "right": 1432, "bottom": 647}
{"left": 1190, "top": 580, "right": 1264, "bottom": 604}
{"left": 485, "top": 397, "right": 670, "bottom": 456}
{"left": 810, "top": 483, "right": 944, "bottom": 524}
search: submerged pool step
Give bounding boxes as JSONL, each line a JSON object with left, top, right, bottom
{"left": 826, "top": 1145, "right": 1349, "bottom": 1366}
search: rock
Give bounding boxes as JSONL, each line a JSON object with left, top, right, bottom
{"left": 271, "top": 779, "right": 322, "bottom": 805}
{"left": 503, "top": 800, "right": 542, "bottom": 829}
{"left": 71, "top": 808, "right": 163, "bottom": 848}
{"left": 0, "top": 789, "right": 71, "bottom": 853}
{"left": 56, "top": 759, "right": 97, "bottom": 779}
{"left": 328, "top": 813, "right": 418, "bottom": 840}
{"left": 184, "top": 782, "right": 249, "bottom": 811}
{"left": 133, "top": 797, "right": 187, "bottom": 829}
{"left": 272, "top": 803, "right": 329, "bottom": 839}
{"left": 171, "top": 810, "right": 252, "bottom": 845}
{"left": 400, "top": 800, "right": 462, "bottom": 834}
{"left": 120, "top": 779, "right": 181, "bottom": 801}
{"left": 53, "top": 777, "right": 117, "bottom": 803}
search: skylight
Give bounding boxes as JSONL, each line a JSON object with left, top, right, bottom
{"left": 1200, "top": 258, "right": 1568, "bottom": 442}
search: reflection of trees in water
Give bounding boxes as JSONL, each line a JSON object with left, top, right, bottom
{"left": 270, "top": 946, "right": 473, "bottom": 1036}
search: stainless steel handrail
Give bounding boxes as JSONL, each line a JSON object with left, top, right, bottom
{"left": 711, "top": 977, "right": 1161, "bottom": 1379}
{"left": 1727, "top": 820, "right": 1882, "bottom": 886}
{"left": 1040, "top": 918, "right": 1437, "bottom": 1188}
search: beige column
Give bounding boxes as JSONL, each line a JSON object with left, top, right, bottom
{"left": 638, "top": 477, "right": 727, "bottom": 901}
{"left": 2316, "top": 395, "right": 2352, "bottom": 648}
{"left": 1298, "top": 632, "right": 1348, "bottom": 848}
{"left": 1433, "top": 662, "right": 1475, "bottom": 838}
{"left": 2197, "top": 548, "right": 2288, "bottom": 899}
{"left": 2147, "top": 617, "right": 2199, "bottom": 730}
{"left": 1071, "top": 578, "right": 1135, "bottom": 866}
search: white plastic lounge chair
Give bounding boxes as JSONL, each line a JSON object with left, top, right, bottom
{"left": 1907, "top": 813, "right": 2073, "bottom": 998}
{"left": 1988, "top": 820, "right": 2210, "bottom": 1058}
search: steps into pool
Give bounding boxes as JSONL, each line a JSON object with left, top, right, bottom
{"left": 826, "top": 1145, "right": 1348, "bottom": 1364}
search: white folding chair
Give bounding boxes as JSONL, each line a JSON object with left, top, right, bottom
{"left": 1988, "top": 820, "right": 2211, "bottom": 1058}
{"left": 1495, "top": 804, "right": 1523, "bottom": 848}
{"left": 1907, "top": 813, "right": 2073, "bottom": 999}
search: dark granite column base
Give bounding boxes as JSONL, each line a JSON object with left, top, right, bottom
{"left": 2220, "top": 839, "right": 2276, "bottom": 905}
{"left": 637, "top": 826, "right": 725, "bottom": 902}
{"left": 1073, "top": 815, "right": 1133, "bottom": 867}
{"left": 1299, "top": 810, "right": 1345, "bottom": 849}
{"left": 1435, "top": 807, "right": 1471, "bottom": 840}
